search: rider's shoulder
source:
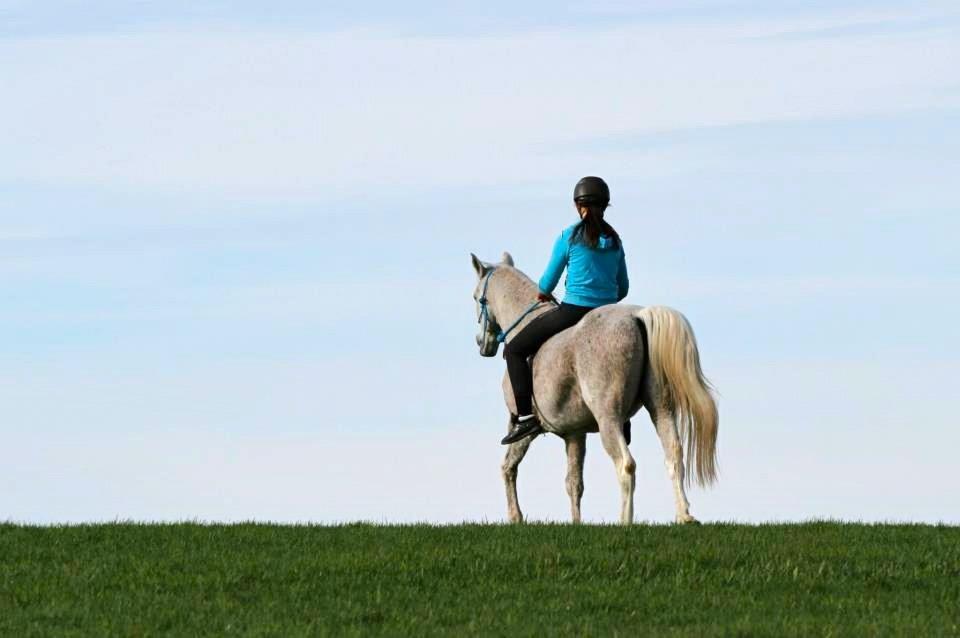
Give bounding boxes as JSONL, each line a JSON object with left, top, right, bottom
{"left": 560, "top": 223, "right": 580, "bottom": 240}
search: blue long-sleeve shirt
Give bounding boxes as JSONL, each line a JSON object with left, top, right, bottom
{"left": 538, "top": 223, "right": 629, "bottom": 308}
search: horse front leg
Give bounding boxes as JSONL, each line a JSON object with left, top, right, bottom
{"left": 502, "top": 417, "right": 533, "bottom": 523}
{"left": 564, "top": 433, "right": 587, "bottom": 523}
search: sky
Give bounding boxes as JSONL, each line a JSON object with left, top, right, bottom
{"left": 2, "top": 1, "right": 958, "bottom": 524}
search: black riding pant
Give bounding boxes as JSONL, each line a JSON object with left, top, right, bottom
{"left": 504, "top": 302, "right": 593, "bottom": 416}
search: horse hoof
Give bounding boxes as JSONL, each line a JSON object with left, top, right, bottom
{"left": 676, "top": 515, "right": 700, "bottom": 525}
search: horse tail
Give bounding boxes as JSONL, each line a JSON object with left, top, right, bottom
{"left": 636, "top": 306, "right": 719, "bottom": 487}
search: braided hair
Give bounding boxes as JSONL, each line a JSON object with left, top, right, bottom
{"left": 571, "top": 201, "right": 620, "bottom": 250}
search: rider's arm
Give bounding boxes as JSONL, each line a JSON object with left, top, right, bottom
{"left": 538, "top": 230, "right": 569, "bottom": 295}
{"left": 616, "top": 248, "right": 629, "bottom": 301}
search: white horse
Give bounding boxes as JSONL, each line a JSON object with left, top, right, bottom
{"left": 471, "top": 252, "right": 718, "bottom": 524}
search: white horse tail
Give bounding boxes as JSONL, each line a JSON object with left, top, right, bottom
{"left": 637, "top": 306, "right": 719, "bottom": 487}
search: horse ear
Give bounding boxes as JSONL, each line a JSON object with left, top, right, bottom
{"left": 501, "top": 252, "right": 514, "bottom": 267}
{"left": 471, "top": 253, "right": 489, "bottom": 277}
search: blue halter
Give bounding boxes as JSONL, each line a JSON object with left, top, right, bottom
{"left": 477, "top": 268, "right": 553, "bottom": 343}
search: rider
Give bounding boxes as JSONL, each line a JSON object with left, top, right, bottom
{"left": 501, "top": 176, "right": 629, "bottom": 445}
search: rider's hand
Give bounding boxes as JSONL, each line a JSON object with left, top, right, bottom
{"left": 537, "top": 291, "right": 555, "bottom": 303}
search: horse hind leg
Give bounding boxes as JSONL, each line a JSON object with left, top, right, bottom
{"left": 598, "top": 417, "right": 636, "bottom": 524}
{"left": 564, "top": 433, "right": 586, "bottom": 523}
{"left": 502, "top": 417, "right": 533, "bottom": 523}
{"left": 648, "top": 402, "right": 697, "bottom": 524}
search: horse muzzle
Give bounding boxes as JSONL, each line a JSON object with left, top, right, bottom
{"left": 477, "top": 335, "right": 499, "bottom": 357}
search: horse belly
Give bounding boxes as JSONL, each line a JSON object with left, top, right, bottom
{"left": 530, "top": 334, "right": 596, "bottom": 432}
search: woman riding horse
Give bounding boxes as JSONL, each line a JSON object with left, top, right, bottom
{"left": 501, "top": 176, "right": 629, "bottom": 445}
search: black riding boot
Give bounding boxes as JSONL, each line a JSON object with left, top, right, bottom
{"left": 501, "top": 414, "right": 543, "bottom": 445}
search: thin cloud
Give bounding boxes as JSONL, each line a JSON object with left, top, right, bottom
{"left": 1, "top": 14, "right": 956, "bottom": 198}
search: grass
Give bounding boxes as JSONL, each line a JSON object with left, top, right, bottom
{"left": 1, "top": 522, "right": 958, "bottom": 636}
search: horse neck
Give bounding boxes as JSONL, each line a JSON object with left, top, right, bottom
{"left": 491, "top": 270, "right": 540, "bottom": 327}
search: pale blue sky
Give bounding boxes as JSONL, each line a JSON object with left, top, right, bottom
{"left": 2, "top": 1, "right": 958, "bottom": 524}
{"left": 4, "top": 1, "right": 950, "bottom": 36}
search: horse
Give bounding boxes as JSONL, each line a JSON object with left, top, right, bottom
{"left": 470, "top": 252, "right": 718, "bottom": 524}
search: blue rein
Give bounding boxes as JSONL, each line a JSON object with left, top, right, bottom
{"left": 495, "top": 301, "right": 546, "bottom": 343}
{"left": 478, "top": 268, "right": 553, "bottom": 343}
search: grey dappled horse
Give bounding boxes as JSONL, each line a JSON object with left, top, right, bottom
{"left": 471, "top": 252, "right": 718, "bottom": 524}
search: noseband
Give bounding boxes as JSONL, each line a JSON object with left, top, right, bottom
{"left": 477, "top": 268, "right": 554, "bottom": 344}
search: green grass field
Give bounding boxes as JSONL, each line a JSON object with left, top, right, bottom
{"left": 1, "top": 522, "right": 958, "bottom": 636}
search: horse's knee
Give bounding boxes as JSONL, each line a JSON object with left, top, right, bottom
{"left": 616, "top": 459, "right": 636, "bottom": 487}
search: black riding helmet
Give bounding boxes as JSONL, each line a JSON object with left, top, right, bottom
{"left": 573, "top": 176, "right": 610, "bottom": 204}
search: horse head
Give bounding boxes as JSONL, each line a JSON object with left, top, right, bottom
{"left": 470, "top": 252, "right": 515, "bottom": 357}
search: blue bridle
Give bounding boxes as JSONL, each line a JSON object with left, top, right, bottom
{"left": 477, "top": 268, "right": 553, "bottom": 344}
